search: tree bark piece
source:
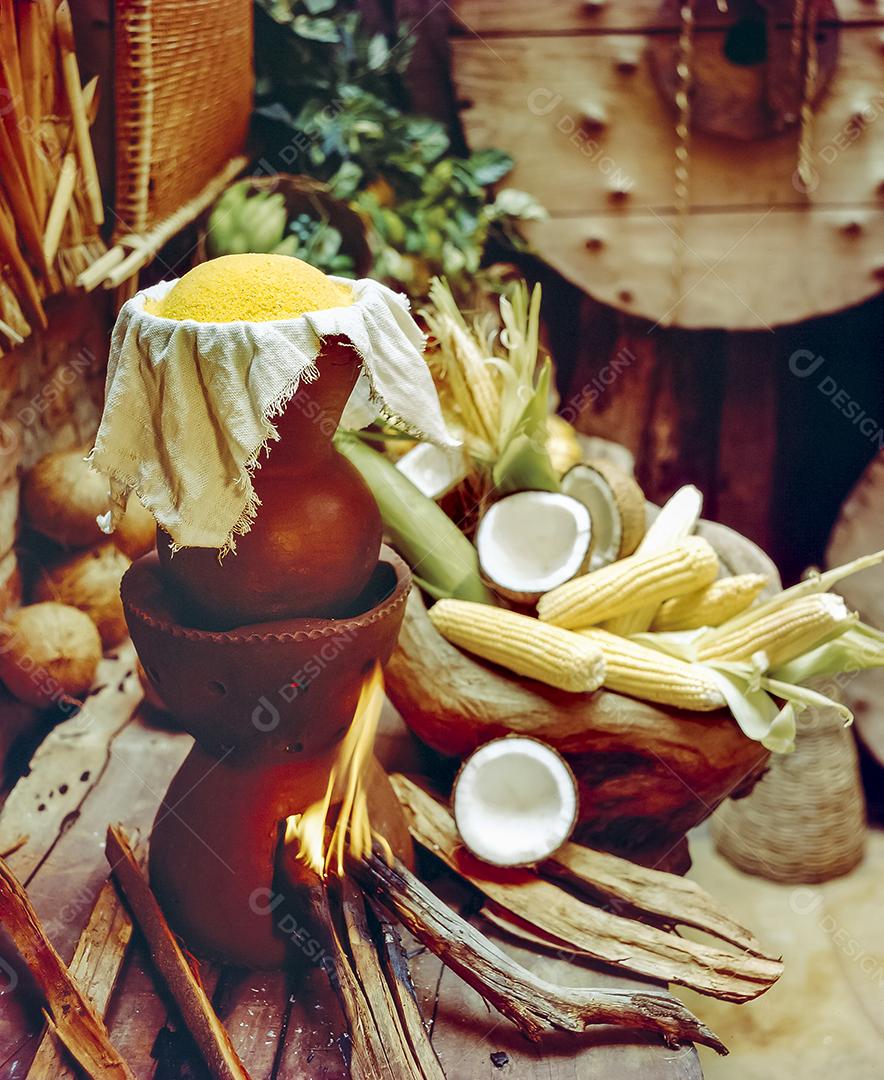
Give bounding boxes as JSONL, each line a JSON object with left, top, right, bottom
{"left": 341, "top": 880, "right": 446, "bottom": 1079}
{"left": 103, "top": 825, "right": 251, "bottom": 1080}
{"left": 27, "top": 880, "right": 133, "bottom": 1080}
{"left": 373, "top": 906, "right": 447, "bottom": 1080}
{"left": 391, "top": 775, "right": 782, "bottom": 1003}
{"left": 541, "top": 840, "right": 767, "bottom": 955}
{"left": 301, "top": 877, "right": 404, "bottom": 1080}
{"left": 0, "top": 855, "right": 135, "bottom": 1080}
{"left": 352, "top": 852, "right": 727, "bottom": 1055}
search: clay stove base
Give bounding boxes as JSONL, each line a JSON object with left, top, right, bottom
{"left": 149, "top": 744, "right": 412, "bottom": 969}
{"left": 121, "top": 545, "right": 414, "bottom": 968}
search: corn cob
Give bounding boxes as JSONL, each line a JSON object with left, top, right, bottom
{"left": 537, "top": 536, "right": 719, "bottom": 631}
{"left": 697, "top": 593, "right": 855, "bottom": 668}
{"left": 652, "top": 573, "right": 769, "bottom": 632}
{"left": 603, "top": 484, "right": 703, "bottom": 636}
{"left": 580, "top": 628, "right": 725, "bottom": 711}
{"left": 429, "top": 599, "right": 606, "bottom": 693}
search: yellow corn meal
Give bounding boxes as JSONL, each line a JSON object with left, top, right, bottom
{"left": 146, "top": 253, "right": 354, "bottom": 323}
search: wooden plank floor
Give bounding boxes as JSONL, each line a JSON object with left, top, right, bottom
{"left": 0, "top": 644, "right": 703, "bottom": 1079}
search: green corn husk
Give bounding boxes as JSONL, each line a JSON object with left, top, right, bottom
{"left": 335, "top": 430, "right": 495, "bottom": 605}
{"left": 491, "top": 359, "right": 559, "bottom": 495}
{"left": 770, "top": 622, "right": 884, "bottom": 684}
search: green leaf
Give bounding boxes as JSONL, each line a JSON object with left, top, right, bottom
{"left": 293, "top": 14, "right": 340, "bottom": 41}
{"left": 367, "top": 33, "right": 389, "bottom": 70}
{"left": 489, "top": 188, "right": 547, "bottom": 221}
{"left": 467, "top": 147, "right": 513, "bottom": 186}
{"left": 303, "top": 0, "right": 337, "bottom": 12}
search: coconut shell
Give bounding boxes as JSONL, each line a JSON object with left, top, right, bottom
{"left": 34, "top": 544, "right": 130, "bottom": 648}
{"left": 581, "top": 459, "right": 646, "bottom": 558}
{"left": 0, "top": 602, "right": 101, "bottom": 707}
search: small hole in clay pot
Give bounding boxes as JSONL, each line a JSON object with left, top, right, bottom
{"left": 207, "top": 680, "right": 227, "bottom": 697}
{"left": 147, "top": 666, "right": 161, "bottom": 683}
{"left": 286, "top": 742, "right": 304, "bottom": 754}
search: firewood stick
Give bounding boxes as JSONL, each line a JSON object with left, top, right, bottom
{"left": 301, "top": 877, "right": 399, "bottom": 1080}
{"left": 0, "top": 198, "right": 46, "bottom": 327}
{"left": 390, "top": 775, "right": 782, "bottom": 1002}
{"left": 44, "top": 76, "right": 99, "bottom": 265}
{"left": 0, "top": 854, "right": 135, "bottom": 1080}
{"left": 55, "top": 0, "right": 104, "bottom": 226}
{"left": 352, "top": 853, "right": 728, "bottom": 1056}
{"left": 27, "top": 879, "right": 134, "bottom": 1080}
{"left": 372, "top": 905, "right": 447, "bottom": 1080}
{"left": 104, "top": 825, "right": 252, "bottom": 1080}
{"left": 340, "top": 879, "right": 445, "bottom": 1079}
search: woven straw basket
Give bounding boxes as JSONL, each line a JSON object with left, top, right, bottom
{"left": 114, "top": 0, "right": 253, "bottom": 238}
{"left": 712, "top": 687, "right": 866, "bottom": 883}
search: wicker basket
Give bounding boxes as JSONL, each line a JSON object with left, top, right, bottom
{"left": 114, "top": 0, "right": 253, "bottom": 237}
{"left": 712, "top": 690, "right": 866, "bottom": 883}
{"left": 195, "top": 174, "right": 374, "bottom": 278}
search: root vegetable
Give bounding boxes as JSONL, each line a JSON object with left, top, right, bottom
{"left": 113, "top": 495, "right": 155, "bottom": 560}
{"left": 23, "top": 448, "right": 110, "bottom": 547}
{"left": 0, "top": 602, "right": 101, "bottom": 706}
{"left": 34, "top": 544, "right": 130, "bottom": 647}
{"left": 23, "top": 448, "right": 155, "bottom": 555}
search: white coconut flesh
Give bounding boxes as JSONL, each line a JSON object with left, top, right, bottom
{"left": 453, "top": 737, "right": 578, "bottom": 867}
{"left": 561, "top": 465, "right": 624, "bottom": 571}
{"left": 476, "top": 492, "right": 591, "bottom": 599}
{"left": 395, "top": 441, "right": 468, "bottom": 500}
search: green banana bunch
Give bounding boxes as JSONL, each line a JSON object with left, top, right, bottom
{"left": 206, "top": 183, "right": 299, "bottom": 258}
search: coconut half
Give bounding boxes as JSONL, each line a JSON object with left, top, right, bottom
{"left": 562, "top": 460, "right": 645, "bottom": 571}
{"left": 453, "top": 736, "right": 578, "bottom": 867}
{"left": 395, "top": 442, "right": 469, "bottom": 500}
{"left": 475, "top": 491, "right": 591, "bottom": 603}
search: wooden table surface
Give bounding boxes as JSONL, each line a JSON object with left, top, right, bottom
{"left": 0, "top": 644, "right": 703, "bottom": 1079}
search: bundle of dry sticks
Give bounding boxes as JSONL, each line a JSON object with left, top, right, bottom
{"left": 0, "top": 0, "right": 106, "bottom": 353}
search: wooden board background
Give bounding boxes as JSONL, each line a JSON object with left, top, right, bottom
{"left": 0, "top": 646, "right": 703, "bottom": 1080}
{"left": 450, "top": 2, "right": 884, "bottom": 329}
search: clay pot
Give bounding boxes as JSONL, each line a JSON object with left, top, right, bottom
{"left": 156, "top": 338, "right": 382, "bottom": 629}
{"left": 123, "top": 546, "right": 411, "bottom": 757}
{"left": 149, "top": 744, "right": 413, "bottom": 968}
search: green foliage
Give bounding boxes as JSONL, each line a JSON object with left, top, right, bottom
{"left": 253, "top": 0, "right": 545, "bottom": 293}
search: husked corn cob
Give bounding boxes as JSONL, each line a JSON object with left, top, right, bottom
{"left": 429, "top": 599, "right": 605, "bottom": 692}
{"left": 604, "top": 484, "right": 703, "bottom": 636}
{"left": 537, "top": 536, "right": 719, "bottom": 631}
{"left": 580, "top": 628, "right": 725, "bottom": 711}
{"left": 652, "top": 573, "right": 769, "bottom": 632}
{"left": 697, "top": 593, "right": 854, "bottom": 668}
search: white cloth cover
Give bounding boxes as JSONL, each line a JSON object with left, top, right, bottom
{"left": 90, "top": 276, "right": 455, "bottom": 553}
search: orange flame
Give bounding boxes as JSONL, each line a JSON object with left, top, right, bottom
{"left": 284, "top": 662, "right": 392, "bottom": 878}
